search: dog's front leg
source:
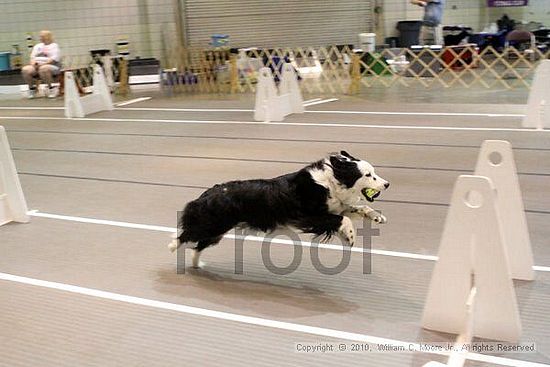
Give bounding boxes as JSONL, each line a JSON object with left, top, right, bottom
{"left": 338, "top": 216, "right": 356, "bottom": 247}
{"left": 347, "top": 205, "right": 387, "bottom": 224}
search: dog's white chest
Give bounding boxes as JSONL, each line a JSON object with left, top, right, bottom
{"left": 327, "top": 197, "right": 348, "bottom": 213}
{"left": 327, "top": 189, "right": 360, "bottom": 214}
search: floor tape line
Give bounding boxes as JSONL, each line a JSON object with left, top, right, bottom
{"left": 0, "top": 272, "right": 547, "bottom": 367}
{"left": 0, "top": 106, "right": 525, "bottom": 118}
{"left": 26, "top": 210, "right": 550, "bottom": 272}
{"left": 0, "top": 116, "right": 542, "bottom": 133}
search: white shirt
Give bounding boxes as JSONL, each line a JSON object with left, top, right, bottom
{"left": 30, "top": 42, "right": 61, "bottom": 65}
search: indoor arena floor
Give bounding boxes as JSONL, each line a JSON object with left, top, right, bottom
{"left": 0, "top": 94, "right": 549, "bottom": 367}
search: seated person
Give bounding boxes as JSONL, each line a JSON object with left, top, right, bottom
{"left": 21, "top": 30, "right": 61, "bottom": 98}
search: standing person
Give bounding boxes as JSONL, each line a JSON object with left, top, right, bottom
{"left": 21, "top": 30, "right": 61, "bottom": 99}
{"left": 411, "top": 0, "right": 446, "bottom": 45}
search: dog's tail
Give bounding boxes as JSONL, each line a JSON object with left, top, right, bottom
{"left": 167, "top": 231, "right": 192, "bottom": 253}
{"left": 167, "top": 233, "right": 180, "bottom": 253}
{"left": 168, "top": 208, "right": 193, "bottom": 253}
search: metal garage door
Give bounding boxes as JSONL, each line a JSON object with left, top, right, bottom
{"left": 184, "top": 0, "right": 374, "bottom": 48}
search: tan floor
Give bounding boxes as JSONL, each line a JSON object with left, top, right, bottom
{"left": 0, "top": 95, "right": 549, "bottom": 366}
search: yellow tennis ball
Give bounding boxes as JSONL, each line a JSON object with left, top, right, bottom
{"left": 362, "top": 188, "right": 379, "bottom": 200}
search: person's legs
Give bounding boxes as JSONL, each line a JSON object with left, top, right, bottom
{"left": 21, "top": 65, "right": 37, "bottom": 87}
{"left": 434, "top": 25, "right": 444, "bottom": 45}
{"left": 21, "top": 65, "right": 38, "bottom": 98}
{"left": 419, "top": 25, "right": 428, "bottom": 46}
{"left": 38, "top": 65, "right": 58, "bottom": 87}
{"left": 420, "top": 25, "right": 438, "bottom": 45}
{"left": 38, "top": 65, "right": 60, "bottom": 98}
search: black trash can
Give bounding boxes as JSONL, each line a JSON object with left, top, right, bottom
{"left": 397, "top": 21, "right": 423, "bottom": 48}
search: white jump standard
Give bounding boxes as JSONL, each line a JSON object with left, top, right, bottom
{"left": 0, "top": 126, "right": 29, "bottom": 226}
{"left": 64, "top": 64, "right": 114, "bottom": 118}
{"left": 422, "top": 175, "right": 522, "bottom": 343}
{"left": 474, "top": 140, "right": 534, "bottom": 280}
{"left": 523, "top": 59, "right": 550, "bottom": 129}
{"left": 254, "top": 63, "right": 304, "bottom": 122}
{"left": 422, "top": 139, "right": 535, "bottom": 348}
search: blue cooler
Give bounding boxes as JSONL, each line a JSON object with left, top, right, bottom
{"left": 0, "top": 52, "right": 10, "bottom": 71}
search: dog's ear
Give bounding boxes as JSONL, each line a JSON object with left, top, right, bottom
{"left": 329, "top": 155, "right": 363, "bottom": 188}
{"left": 340, "top": 150, "right": 359, "bottom": 161}
{"left": 330, "top": 155, "right": 350, "bottom": 167}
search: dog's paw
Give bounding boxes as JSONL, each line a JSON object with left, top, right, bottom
{"left": 338, "top": 216, "right": 356, "bottom": 247}
{"left": 191, "top": 260, "right": 206, "bottom": 269}
{"left": 370, "top": 212, "right": 387, "bottom": 224}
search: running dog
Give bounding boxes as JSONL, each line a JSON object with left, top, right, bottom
{"left": 169, "top": 151, "right": 390, "bottom": 268}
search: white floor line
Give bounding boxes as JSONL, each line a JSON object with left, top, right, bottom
{"left": 228, "top": 234, "right": 440, "bottom": 261}
{"left": 0, "top": 272, "right": 547, "bottom": 367}
{"left": 303, "top": 98, "right": 339, "bottom": 107}
{"left": 118, "top": 107, "right": 524, "bottom": 118}
{"left": 0, "top": 107, "right": 63, "bottom": 110}
{"left": 28, "top": 210, "right": 174, "bottom": 233}
{"left": 0, "top": 106, "right": 525, "bottom": 118}
{"left": 0, "top": 115, "right": 544, "bottom": 133}
{"left": 115, "top": 97, "right": 152, "bottom": 107}
{"left": 26, "top": 210, "right": 550, "bottom": 272}
{"left": 302, "top": 98, "right": 322, "bottom": 104}
{"left": 309, "top": 110, "right": 524, "bottom": 118}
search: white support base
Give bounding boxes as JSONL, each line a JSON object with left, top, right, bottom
{"left": 64, "top": 64, "right": 114, "bottom": 118}
{"left": 254, "top": 63, "right": 304, "bottom": 122}
{"left": 523, "top": 59, "right": 550, "bottom": 129}
{"left": 0, "top": 193, "right": 11, "bottom": 226}
{"left": 422, "top": 175, "right": 521, "bottom": 343}
{"left": 423, "top": 288, "right": 476, "bottom": 367}
{"left": 0, "top": 126, "right": 29, "bottom": 226}
{"left": 474, "top": 140, "right": 534, "bottom": 280}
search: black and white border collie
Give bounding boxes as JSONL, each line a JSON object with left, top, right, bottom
{"left": 169, "top": 151, "right": 390, "bottom": 268}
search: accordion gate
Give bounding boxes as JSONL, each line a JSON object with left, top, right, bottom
{"left": 62, "top": 45, "right": 550, "bottom": 95}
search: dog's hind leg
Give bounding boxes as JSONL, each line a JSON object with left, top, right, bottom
{"left": 192, "top": 236, "right": 223, "bottom": 268}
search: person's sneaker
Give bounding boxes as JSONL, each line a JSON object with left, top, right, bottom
{"left": 47, "top": 87, "right": 58, "bottom": 99}
{"left": 27, "top": 88, "right": 36, "bottom": 99}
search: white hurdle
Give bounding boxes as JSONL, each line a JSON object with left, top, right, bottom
{"left": 422, "top": 175, "right": 522, "bottom": 342}
{"left": 474, "top": 140, "right": 534, "bottom": 280}
{"left": 422, "top": 140, "right": 535, "bottom": 365}
{"left": 254, "top": 63, "right": 304, "bottom": 122}
{"left": 523, "top": 59, "right": 550, "bottom": 129}
{"left": 65, "top": 64, "right": 114, "bottom": 118}
{"left": 0, "top": 126, "right": 29, "bottom": 226}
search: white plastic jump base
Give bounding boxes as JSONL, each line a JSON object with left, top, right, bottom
{"left": 0, "top": 126, "right": 29, "bottom": 226}
{"left": 423, "top": 288, "right": 476, "bottom": 367}
{"left": 64, "top": 64, "right": 113, "bottom": 118}
{"left": 523, "top": 59, "right": 550, "bottom": 129}
{"left": 474, "top": 140, "right": 534, "bottom": 281}
{"left": 422, "top": 175, "right": 522, "bottom": 343}
{"left": 254, "top": 63, "right": 304, "bottom": 122}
